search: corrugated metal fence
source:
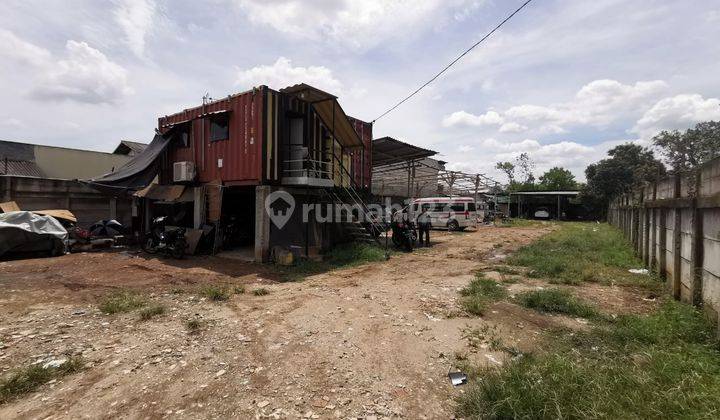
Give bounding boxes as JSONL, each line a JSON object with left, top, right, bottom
{"left": 608, "top": 156, "right": 720, "bottom": 331}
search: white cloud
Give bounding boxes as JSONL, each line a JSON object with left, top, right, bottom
{"left": 235, "top": 56, "right": 343, "bottom": 94}
{"left": 499, "top": 122, "right": 528, "bottom": 133}
{"left": 443, "top": 79, "right": 668, "bottom": 135}
{"left": 0, "top": 30, "right": 132, "bottom": 105}
{"left": 235, "top": 0, "right": 486, "bottom": 49}
{"left": 0, "top": 29, "right": 51, "bottom": 67}
{"left": 30, "top": 41, "right": 133, "bottom": 104}
{"left": 114, "top": 0, "right": 157, "bottom": 58}
{"left": 447, "top": 138, "right": 615, "bottom": 182}
{"left": 458, "top": 145, "right": 474, "bottom": 152}
{"left": 632, "top": 94, "right": 720, "bottom": 139}
{"left": 442, "top": 110, "right": 503, "bottom": 127}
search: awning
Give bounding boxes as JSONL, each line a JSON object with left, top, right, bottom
{"left": 372, "top": 136, "right": 437, "bottom": 167}
{"left": 281, "top": 84, "right": 363, "bottom": 148}
{"left": 85, "top": 133, "right": 171, "bottom": 193}
{"left": 135, "top": 184, "right": 186, "bottom": 201}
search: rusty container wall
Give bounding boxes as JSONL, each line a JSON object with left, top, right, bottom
{"left": 158, "top": 88, "right": 264, "bottom": 185}
{"left": 348, "top": 117, "right": 372, "bottom": 190}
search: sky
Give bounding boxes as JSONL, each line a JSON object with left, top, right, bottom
{"left": 1, "top": 0, "right": 719, "bottom": 183}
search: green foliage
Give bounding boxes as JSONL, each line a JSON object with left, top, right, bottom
{"left": 517, "top": 288, "right": 601, "bottom": 319}
{"left": 509, "top": 222, "right": 657, "bottom": 288}
{"left": 0, "top": 357, "right": 84, "bottom": 404}
{"left": 233, "top": 285, "right": 246, "bottom": 294}
{"left": 277, "top": 243, "right": 388, "bottom": 282}
{"left": 99, "top": 291, "right": 147, "bottom": 314}
{"left": 456, "top": 301, "right": 720, "bottom": 419}
{"left": 252, "top": 288, "right": 269, "bottom": 296}
{"left": 582, "top": 143, "right": 665, "bottom": 218}
{"left": 199, "top": 285, "right": 230, "bottom": 301}
{"left": 538, "top": 166, "right": 577, "bottom": 190}
{"left": 460, "top": 274, "right": 508, "bottom": 316}
{"left": 652, "top": 120, "right": 720, "bottom": 171}
{"left": 138, "top": 305, "right": 165, "bottom": 321}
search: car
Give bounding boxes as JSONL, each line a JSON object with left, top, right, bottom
{"left": 411, "top": 197, "right": 478, "bottom": 231}
{"left": 534, "top": 207, "right": 551, "bottom": 219}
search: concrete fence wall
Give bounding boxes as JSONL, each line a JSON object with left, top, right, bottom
{"left": 608, "top": 156, "right": 720, "bottom": 330}
{"left": 2, "top": 175, "right": 133, "bottom": 228}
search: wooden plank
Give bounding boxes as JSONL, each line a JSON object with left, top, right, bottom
{"left": 0, "top": 201, "right": 21, "bottom": 212}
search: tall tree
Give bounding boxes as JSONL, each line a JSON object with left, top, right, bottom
{"left": 538, "top": 167, "right": 577, "bottom": 190}
{"left": 652, "top": 121, "right": 720, "bottom": 171}
{"left": 495, "top": 161, "right": 516, "bottom": 184}
{"left": 581, "top": 143, "right": 665, "bottom": 218}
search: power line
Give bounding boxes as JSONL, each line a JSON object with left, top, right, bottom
{"left": 372, "top": 0, "right": 535, "bottom": 123}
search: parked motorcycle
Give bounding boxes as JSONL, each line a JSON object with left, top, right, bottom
{"left": 141, "top": 216, "right": 187, "bottom": 259}
{"left": 391, "top": 219, "right": 416, "bottom": 252}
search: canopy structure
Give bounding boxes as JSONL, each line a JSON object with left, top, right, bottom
{"left": 371, "top": 136, "right": 502, "bottom": 199}
{"left": 85, "top": 133, "right": 171, "bottom": 194}
{"left": 281, "top": 83, "right": 363, "bottom": 148}
{"left": 372, "top": 136, "right": 437, "bottom": 167}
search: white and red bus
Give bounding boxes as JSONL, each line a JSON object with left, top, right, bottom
{"left": 410, "top": 197, "right": 478, "bottom": 230}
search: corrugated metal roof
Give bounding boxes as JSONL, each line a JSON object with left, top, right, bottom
{"left": 0, "top": 159, "right": 45, "bottom": 177}
{"left": 114, "top": 140, "right": 148, "bottom": 156}
{"left": 372, "top": 137, "right": 437, "bottom": 167}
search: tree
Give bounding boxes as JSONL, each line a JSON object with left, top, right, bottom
{"left": 581, "top": 143, "right": 665, "bottom": 218}
{"left": 652, "top": 121, "right": 720, "bottom": 172}
{"left": 496, "top": 153, "right": 537, "bottom": 191}
{"left": 495, "top": 161, "right": 516, "bottom": 184}
{"left": 538, "top": 167, "right": 577, "bottom": 191}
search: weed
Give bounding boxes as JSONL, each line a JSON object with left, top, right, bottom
{"left": 138, "top": 305, "right": 165, "bottom": 321}
{"left": 99, "top": 291, "right": 146, "bottom": 314}
{"left": 517, "top": 288, "right": 601, "bottom": 319}
{"left": 252, "top": 288, "right": 269, "bottom": 296}
{"left": 0, "top": 357, "right": 84, "bottom": 404}
{"left": 277, "top": 243, "right": 388, "bottom": 282}
{"left": 199, "top": 285, "right": 230, "bottom": 302}
{"left": 459, "top": 274, "right": 507, "bottom": 316}
{"left": 233, "top": 285, "right": 245, "bottom": 294}
{"left": 493, "top": 266, "right": 521, "bottom": 275}
{"left": 186, "top": 319, "right": 203, "bottom": 333}
{"left": 455, "top": 300, "right": 720, "bottom": 419}
{"left": 508, "top": 222, "right": 660, "bottom": 288}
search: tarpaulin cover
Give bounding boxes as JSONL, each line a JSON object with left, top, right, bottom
{"left": 0, "top": 211, "right": 68, "bottom": 257}
{"left": 85, "top": 133, "right": 171, "bottom": 193}
{"left": 134, "top": 184, "right": 186, "bottom": 201}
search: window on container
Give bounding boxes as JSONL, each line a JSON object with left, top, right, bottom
{"left": 173, "top": 122, "right": 192, "bottom": 147}
{"left": 450, "top": 203, "right": 465, "bottom": 212}
{"left": 209, "top": 114, "right": 230, "bottom": 142}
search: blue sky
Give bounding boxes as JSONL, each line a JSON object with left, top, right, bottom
{"left": 1, "top": 0, "right": 719, "bottom": 182}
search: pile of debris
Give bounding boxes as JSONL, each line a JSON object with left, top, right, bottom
{"left": 0, "top": 201, "right": 126, "bottom": 259}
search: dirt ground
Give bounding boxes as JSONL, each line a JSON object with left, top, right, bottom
{"left": 0, "top": 224, "right": 655, "bottom": 419}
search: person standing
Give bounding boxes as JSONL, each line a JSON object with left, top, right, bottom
{"left": 416, "top": 205, "right": 432, "bottom": 247}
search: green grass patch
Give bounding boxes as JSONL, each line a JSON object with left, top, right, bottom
{"left": 252, "top": 288, "right": 269, "bottom": 296}
{"left": 0, "top": 357, "right": 84, "bottom": 404}
{"left": 199, "top": 285, "right": 230, "bottom": 302}
{"left": 99, "top": 291, "right": 146, "bottom": 314}
{"left": 456, "top": 300, "right": 720, "bottom": 419}
{"left": 138, "top": 305, "right": 165, "bottom": 321}
{"left": 459, "top": 274, "right": 508, "bottom": 316}
{"left": 233, "top": 285, "right": 245, "bottom": 294}
{"left": 517, "top": 288, "right": 602, "bottom": 320}
{"left": 276, "top": 242, "right": 388, "bottom": 282}
{"left": 509, "top": 222, "right": 658, "bottom": 287}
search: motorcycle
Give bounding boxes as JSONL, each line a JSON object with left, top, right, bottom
{"left": 391, "top": 219, "right": 416, "bottom": 252}
{"left": 141, "top": 216, "right": 187, "bottom": 259}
